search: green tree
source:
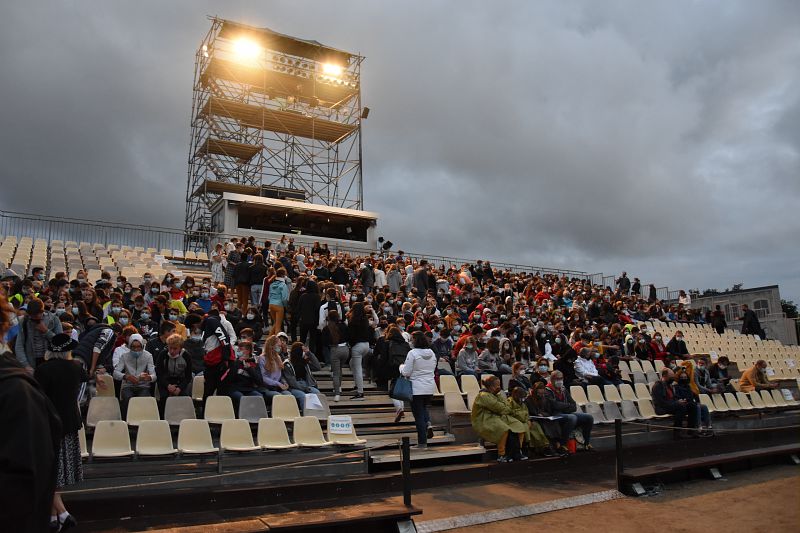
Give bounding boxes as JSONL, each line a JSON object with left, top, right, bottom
{"left": 781, "top": 300, "right": 798, "bottom": 319}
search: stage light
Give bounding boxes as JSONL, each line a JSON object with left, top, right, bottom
{"left": 322, "top": 63, "right": 343, "bottom": 76}
{"left": 361, "top": 107, "right": 370, "bottom": 119}
{"left": 233, "top": 38, "right": 261, "bottom": 60}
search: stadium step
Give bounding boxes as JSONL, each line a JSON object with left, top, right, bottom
{"left": 369, "top": 443, "right": 486, "bottom": 465}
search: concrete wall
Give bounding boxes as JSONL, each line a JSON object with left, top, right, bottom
{"left": 691, "top": 286, "right": 797, "bottom": 345}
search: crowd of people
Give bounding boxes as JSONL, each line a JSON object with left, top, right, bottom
{"left": 0, "top": 235, "right": 779, "bottom": 530}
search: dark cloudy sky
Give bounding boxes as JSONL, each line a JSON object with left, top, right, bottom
{"left": 1, "top": 1, "right": 799, "bottom": 302}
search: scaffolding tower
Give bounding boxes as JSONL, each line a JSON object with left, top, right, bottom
{"left": 184, "top": 17, "right": 366, "bottom": 249}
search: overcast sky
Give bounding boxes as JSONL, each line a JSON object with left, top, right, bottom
{"left": 1, "top": 1, "right": 798, "bottom": 303}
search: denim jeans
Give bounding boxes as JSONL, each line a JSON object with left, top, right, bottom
{"left": 558, "top": 412, "right": 593, "bottom": 445}
{"left": 288, "top": 385, "right": 321, "bottom": 413}
{"left": 349, "top": 342, "right": 369, "bottom": 394}
{"left": 329, "top": 345, "right": 350, "bottom": 394}
{"left": 410, "top": 395, "right": 432, "bottom": 445}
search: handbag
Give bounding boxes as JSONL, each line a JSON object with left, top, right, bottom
{"left": 390, "top": 376, "right": 413, "bottom": 402}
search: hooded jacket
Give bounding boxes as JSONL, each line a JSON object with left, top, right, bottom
{"left": 400, "top": 347, "right": 437, "bottom": 395}
{"left": 15, "top": 312, "right": 63, "bottom": 367}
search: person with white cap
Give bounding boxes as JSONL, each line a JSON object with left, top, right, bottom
{"left": 113, "top": 333, "right": 156, "bottom": 416}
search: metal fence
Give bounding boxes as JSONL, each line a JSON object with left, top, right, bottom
{"left": 0, "top": 209, "right": 588, "bottom": 278}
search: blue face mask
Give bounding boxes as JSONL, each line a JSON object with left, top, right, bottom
{"left": 130, "top": 350, "right": 142, "bottom": 358}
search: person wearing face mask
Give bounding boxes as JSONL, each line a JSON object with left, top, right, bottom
{"left": 15, "top": 297, "right": 63, "bottom": 371}
{"left": 666, "top": 331, "right": 689, "bottom": 360}
{"left": 508, "top": 361, "right": 534, "bottom": 394}
{"left": 256, "top": 335, "right": 294, "bottom": 405}
{"left": 471, "top": 375, "right": 527, "bottom": 462}
{"left": 508, "top": 386, "right": 552, "bottom": 458}
{"left": 235, "top": 308, "right": 264, "bottom": 343}
{"left": 574, "top": 348, "right": 610, "bottom": 386}
{"left": 693, "top": 356, "right": 723, "bottom": 394}
{"left": 192, "top": 287, "right": 213, "bottom": 314}
{"left": 528, "top": 357, "right": 551, "bottom": 388}
{"left": 431, "top": 328, "right": 454, "bottom": 376}
{"left": 652, "top": 368, "right": 695, "bottom": 438}
{"left": 709, "top": 356, "right": 734, "bottom": 392}
{"left": 544, "top": 371, "right": 594, "bottom": 453}
{"left": 113, "top": 333, "right": 156, "bottom": 417}
{"left": 456, "top": 335, "right": 480, "bottom": 378}
{"left": 738, "top": 359, "right": 779, "bottom": 393}
{"left": 154, "top": 334, "right": 192, "bottom": 416}
{"left": 633, "top": 335, "right": 654, "bottom": 361}
{"left": 673, "top": 368, "right": 711, "bottom": 437}
{"left": 649, "top": 333, "right": 669, "bottom": 360}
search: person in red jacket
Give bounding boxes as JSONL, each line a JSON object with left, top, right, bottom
{"left": 650, "top": 332, "right": 669, "bottom": 360}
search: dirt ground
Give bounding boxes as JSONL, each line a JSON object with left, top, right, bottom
{"left": 446, "top": 464, "right": 800, "bottom": 533}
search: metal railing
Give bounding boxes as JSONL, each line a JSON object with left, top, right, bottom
{"left": 0, "top": 209, "right": 588, "bottom": 278}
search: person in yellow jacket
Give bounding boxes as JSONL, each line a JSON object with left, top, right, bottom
{"left": 470, "top": 375, "right": 527, "bottom": 462}
{"left": 738, "top": 360, "right": 778, "bottom": 393}
{"left": 507, "top": 386, "right": 553, "bottom": 456}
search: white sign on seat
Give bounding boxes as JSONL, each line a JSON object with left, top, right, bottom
{"left": 327, "top": 415, "right": 354, "bottom": 435}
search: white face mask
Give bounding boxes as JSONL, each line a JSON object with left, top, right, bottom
{"left": 246, "top": 313, "right": 255, "bottom": 320}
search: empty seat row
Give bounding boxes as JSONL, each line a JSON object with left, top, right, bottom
{"left": 86, "top": 417, "right": 365, "bottom": 458}
{"left": 438, "top": 374, "right": 480, "bottom": 396}
{"left": 86, "top": 394, "right": 329, "bottom": 428}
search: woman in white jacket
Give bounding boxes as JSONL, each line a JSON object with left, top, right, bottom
{"left": 400, "top": 331, "right": 437, "bottom": 448}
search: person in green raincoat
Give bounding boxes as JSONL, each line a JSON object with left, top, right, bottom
{"left": 508, "top": 386, "right": 555, "bottom": 456}
{"left": 470, "top": 375, "right": 527, "bottom": 462}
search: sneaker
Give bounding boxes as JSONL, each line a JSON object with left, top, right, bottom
{"left": 556, "top": 445, "right": 571, "bottom": 457}
{"left": 413, "top": 443, "right": 428, "bottom": 450}
{"left": 394, "top": 409, "right": 404, "bottom": 423}
{"left": 49, "top": 520, "right": 60, "bottom": 533}
{"left": 540, "top": 447, "right": 557, "bottom": 457}
{"left": 60, "top": 514, "right": 78, "bottom": 532}
{"left": 350, "top": 393, "right": 365, "bottom": 401}
{"left": 497, "top": 455, "right": 514, "bottom": 463}
{"left": 514, "top": 453, "right": 529, "bottom": 461}
{"left": 333, "top": 394, "right": 340, "bottom": 402}
{"left": 426, "top": 426, "right": 434, "bottom": 439}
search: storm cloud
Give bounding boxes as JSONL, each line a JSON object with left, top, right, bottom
{"left": 0, "top": 1, "right": 798, "bottom": 301}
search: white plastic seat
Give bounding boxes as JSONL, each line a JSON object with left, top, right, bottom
{"left": 735, "top": 392, "right": 756, "bottom": 410}
{"left": 257, "top": 418, "right": 297, "bottom": 450}
{"left": 711, "top": 394, "right": 729, "bottom": 412}
{"left": 238, "top": 395, "right": 268, "bottom": 423}
{"left": 439, "top": 375, "right": 461, "bottom": 395}
{"left": 653, "top": 360, "right": 665, "bottom": 372}
{"left": 749, "top": 391, "right": 767, "bottom": 409}
{"left": 204, "top": 396, "right": 235, "bottom": 424}
{"left": 628, "top": 360, "right": 643, "bottom": 373}
{"left": 86, "top": 396, "right": 122, "bottom": 428}
{"left": 587, "top": 385, "right": 605, "bottom": 404}
{"left": 164, "top": 396, "right": 197, "bottom": 426}
{"left": 640, "top": 360, "right": 656, "bottom": 374}
{"left": 570, "top": 386, "right": 589, "bottom": 407}
{"left": 191, "top": 375, "right": 205, "bottom": 401}
{"left": 769, "top": 389, "right": 789, "bottom": 407}
{"left": 699, "top": 394, "right": 717, "bottom": 413}
{"left": 459, "top": 374, "right": 480, "bottom": 395}
{"left": 135, "top": 420, "right": 177, "bottom": 456}
{"left": 759, "top": 390, "right": 778, "bottom": 408}
{"left": 177, "top": 419, "right": 218, "bottom": 454}
{"left": 326, "top": 415, "right": 367, "bottom": 445}
{"left": 466, "top": 390, "right": 478, "bottom": 410}
{"left": 631, "top": 371, "right": 647, "bottom": 385}
{"left": 126, "top": 397, "right": 160, "bottom": 427}
{"left": 620, "top": 400, "right": 641, "bottom": 420}
{"left": 79, "top": 427, "right": 89, "bottom": 459}
{"left": 619, "top": 384, "right": 638, "bottom": 402}
{"left": 292, "top": 416, "right": 332, "bottom": 447}
{"left": 95, "top": 373, "right": 116, "bottom": 397}
{"left": 91, "top": 421, "right": 134, "bottom": 458}
{"left": 637, "top": 398, "right": 670, "bottom": 419}
{"left": 779, "top": 389, "right": 799, "bottom": 406}
{"left": 602, "top": 400, "right": 629, "bottom": 422}
{"left": 723, "top": 393, "right": 743, "bottom": 411}
{"left": 271, "top": 394, "right": 301, "bottom": 422}
{"left": 634, "top": 383, "right": 653, "bottom": 401}
{"left": 220, "top": 419, "right": 260, "bottom": 452}
{"left": 584, "top": 402, "right": 611, "bottom": 424}
{"left": 444, "top": 392, "right": 470, "bottom": 415}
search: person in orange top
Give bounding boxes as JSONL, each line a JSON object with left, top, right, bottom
{"left": 738, "top": 360, "right": 778, "bottom": 393}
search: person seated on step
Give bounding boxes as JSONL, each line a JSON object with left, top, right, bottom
{"left": 544, "top": 370, "right": 594, "bottom": 454}
{"left": 508, "top": 386, "right": 554, "bottom": 457}
{"left": 693, "top": 356, "right": 723, "bottom": 395}
{"left": 470, "top": 375, "right": 527, "bottom": 463}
